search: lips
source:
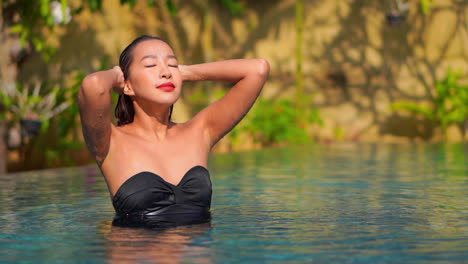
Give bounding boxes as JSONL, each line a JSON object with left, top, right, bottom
{"left": 157, "top": 82, "right": 175, "bottom": 92}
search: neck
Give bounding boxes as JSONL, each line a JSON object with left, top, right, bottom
{"left": 131, "top": 99, "right": 172, "bottom": 140}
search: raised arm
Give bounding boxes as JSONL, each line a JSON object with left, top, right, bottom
{"left": 78, "top": 67, "right": 124, "bottom": 165}
{"left": 180, "top": 58, "right": 270, "bottom": 148}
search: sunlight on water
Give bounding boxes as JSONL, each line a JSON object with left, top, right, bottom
{"left": 1, "top": 143, "right": 467, "bottom": 263}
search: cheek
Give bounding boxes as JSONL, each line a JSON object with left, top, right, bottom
{"left": 129, "top": 71, "right": 153, "bottom": 90}
{"left": 173, "top": 71, "right": 183, "bottom": 85}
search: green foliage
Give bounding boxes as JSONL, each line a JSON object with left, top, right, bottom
{"left": 3, "top": 0, "right": 154, "bottom": 58}
{"left": 19, "top": 69, "right": 90, "bottom": 168}
{"left": 146, "top": 0, "right": 157, "bottom": 7}
{"left": 188, "top": 92, "right": 322, "bottom": 147}
{"left": 245, "top": 98, "right": 322, "bottom": 146}
{"left": 0, "top": 82, "right": 69, "bottom": 125}
{"left": 57, "top": 56, "right": 109, "bottom": 138}
{"left": 118, "top": 0, "right": 176, "bottom": 14}
{"left": 420, "top": 0, "right": 433, "bottom": 14}
{"left": 44, "top": 136, "right": 84, "bottom": 167}
{"left": 334, "top": 126, "right": 345, "bottom": 141}
{"left": 4, "top": 0, "right": 74, "bottom": 57}
{"left": 392, "top": 68, "right": 468, "bottom": 130}
{"left": 165, "top": 0, "right": 177, "bottom": 16}
{"left": 120, "top": 0, "right": 137, "bottom": 8}
{"left": 219, "top": 0, "right": 246, "bottom": 16}
{"left": 84, "top": 0, "right": 102, "bottom": 11}
{"left": 56, "top": 71, "right": 86, "bottom": 137}
{"left": 188, "top": 87, "right": 209, "bottom": 114}
{"left": 187, "top": 84, "right": 225, "bottom": 114}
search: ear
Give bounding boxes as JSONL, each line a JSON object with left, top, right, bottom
{"left": 123, "top": 81, "right": 135, "bottom": 96}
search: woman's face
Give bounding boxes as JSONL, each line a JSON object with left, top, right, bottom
{"left": 125, "top": 39, "right": 182, "bottom": 107}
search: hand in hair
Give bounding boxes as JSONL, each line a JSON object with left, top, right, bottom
{"left": 112, "top": 66, "right": 126, "bottom": 95}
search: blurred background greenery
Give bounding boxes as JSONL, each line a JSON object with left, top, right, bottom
{"left": 0, "top": 0, "right": 467, "bottom": 173}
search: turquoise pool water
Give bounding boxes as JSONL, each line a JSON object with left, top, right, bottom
{"left": 1, "top": 143, "right": 467, "bottom": 263}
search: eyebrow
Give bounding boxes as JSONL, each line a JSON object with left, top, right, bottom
{"left": 139, "top": 54, "right": 177, "bottom": 62}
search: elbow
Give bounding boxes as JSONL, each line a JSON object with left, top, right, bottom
{"left": 80, "top": 74, "right": 106, "bottom": 97}
{"left": 256, "top": 58, "right": 270, "bottom": 78}
{"left": 78, "top": 74, "right": 108, "bottom": 107}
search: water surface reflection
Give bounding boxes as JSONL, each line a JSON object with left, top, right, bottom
{"left": 0, "top": 143, "right": 466, "bottom": 263}
{"left": 100, "top": 222, "right": 213, "bottom": 264}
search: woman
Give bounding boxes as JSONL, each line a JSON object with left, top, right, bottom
{"left": 79, "top": 35, "right": 269, "bottom": 228}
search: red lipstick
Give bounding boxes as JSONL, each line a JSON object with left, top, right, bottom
{"left": 157, "top": 82, "right": 175, "bottom": 92}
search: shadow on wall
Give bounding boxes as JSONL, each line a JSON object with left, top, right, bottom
{"left": 18, "top": 20, "right": 107, "bottom": 83}
{"left": 380, "top": 114, "right": 435, "bottom": 140}
{"left": 305, "top": 0, "right": 467, "bottom": 141}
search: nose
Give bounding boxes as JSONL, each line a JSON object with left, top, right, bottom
{"left": 160, "top": 65, "right": 172, "bottom": 79}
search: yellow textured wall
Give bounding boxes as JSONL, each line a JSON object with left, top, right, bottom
{"left": 18, "top": 0, "right": 468, "bottom": 145}
{"left": 249, "top": 0, "right": 468, "bottom": 142}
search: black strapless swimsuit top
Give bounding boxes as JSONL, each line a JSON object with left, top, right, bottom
{"left": 111, "top": 165, "right": 212, "bottom": 229}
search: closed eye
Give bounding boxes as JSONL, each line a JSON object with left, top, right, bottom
{"left": 145, "top": 64, "right": 156, "bottom": 68}
{"left": 169, "top": 64, "right": 178, "bottom": 68}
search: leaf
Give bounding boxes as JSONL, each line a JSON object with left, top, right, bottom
{"left": 165, "top": 0, "right": 177, "bottom": 16}
{"left": 246, "top": 97, "right": 318, "bottom": 145}
{"left": 19, "top": 31, "right": 29, "bottom": 46}
{"left": 47, "top": 102, "right": 69, "bottom": 119}
{"left": 391, "top": 101, "right": 435, "bottom": 121}
{"left": 61, "top": 0, "right": 69, "bottom": 23}
{"left": 73, "top": 5, "right": 84, "bottom": 15}
{"left": 220, "top": 0, "right": 246, "bottom": 16}
{"left": 147, "top": 0, "right": 157, "bottom": 7}
{"left": 421, "top": 0, "right": 432, "bottom": 14}
{"left": 89, "top": 0, "right": 102, "bottom": 11}
{"left": 10, "top": 24, "right": 23, "bottom": 33}
{"left": 46, "top": 13, "right": 54, "bottom": 26}
{"left": 121, "top": 0, "right": 137, "bottom": 8}
{"left": 2, "top": 96, "right": 12, "bottom": 108}
{"left": 33, "top": 38, "right": 44, "bottom": 52}
{"left": 40, "top": 0, "right": 50, "bottom": 17}
{"left": 32, "top": 82, "right": 41, "bottom": 97}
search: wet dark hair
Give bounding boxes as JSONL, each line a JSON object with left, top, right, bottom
{"left": 115, "top": 35, "right": 174, "bottom": 126}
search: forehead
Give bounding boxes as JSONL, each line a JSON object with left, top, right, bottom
{"left": 132, "top": 39, "right": 175, "bottom": 59}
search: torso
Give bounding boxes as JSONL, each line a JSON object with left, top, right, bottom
{"left": 100, "top": 120, "right": 210, "bottom": 197}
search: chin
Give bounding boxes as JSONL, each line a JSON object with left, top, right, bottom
{"left": 154, "top": 94, "right": 180, "bottom": 106}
